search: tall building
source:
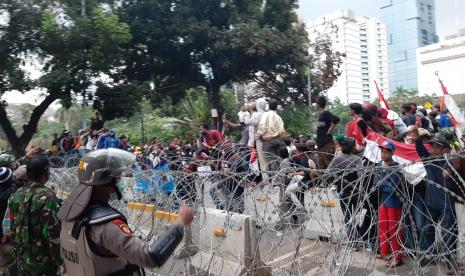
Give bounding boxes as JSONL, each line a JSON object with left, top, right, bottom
{"left": 306, "top": 10, "right": 389, "bottom": 104}
{"left": 417, "top": 29, "right": 465, "bottom": 96}
{"left": 380, "top": 0, "right": 438, "bottom": 91}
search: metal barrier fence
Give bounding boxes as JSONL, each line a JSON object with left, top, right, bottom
{"left": 48, "top": 151, "right": 465, "bottom": 275}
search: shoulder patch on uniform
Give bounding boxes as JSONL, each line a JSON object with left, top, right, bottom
{"left": 112, "top": 219, "right": 132, "bottom": 235}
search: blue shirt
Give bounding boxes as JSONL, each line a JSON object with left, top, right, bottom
{"left": 438, "top": 113, "right": 452, "bottom": 128}
{"left": 104, "top": 136, "right": 120, "bottom": 149}
{"left": 375, "top": 162, "right": 403, "bottom": 208}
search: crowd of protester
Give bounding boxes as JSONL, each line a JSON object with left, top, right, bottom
{"left": 50, "top": 128, "right": 130, "bottom": 154}
{"left": 0, "top": 96, "right": 465, "bottom": 274}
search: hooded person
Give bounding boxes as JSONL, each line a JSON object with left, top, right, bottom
{"left": 57, "top": 149, "right": 193, "bottom": 276}
{"left": 245, "top": 98, "right": 268, "bottom": 173}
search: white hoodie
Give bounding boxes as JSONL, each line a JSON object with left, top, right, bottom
{"left": 245, "top": 98, "right": 267, "bottom": 147}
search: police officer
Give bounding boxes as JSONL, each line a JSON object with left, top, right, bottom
{"left": 57, "top": 149, "right": 194, "bottom": 275}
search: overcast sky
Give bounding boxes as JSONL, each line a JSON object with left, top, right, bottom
{"left": 4, "top": 0, "right": 465, "bottom": 104}
{"left": 297, "top": 0, "right": 465, "bottom": 38}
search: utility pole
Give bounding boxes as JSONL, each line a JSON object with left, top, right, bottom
{"left": 140, "top": 115, "right": 145, "bottom": 143}
{"left": 81, "top": 0, "right": 86, "bottom": 16}
{"left": 308, "top": 57, "right": 312, "bottom": 107}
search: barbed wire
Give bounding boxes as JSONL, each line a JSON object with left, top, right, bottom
{"left": 47, "top": 150, "right": 465, "bottom": 275}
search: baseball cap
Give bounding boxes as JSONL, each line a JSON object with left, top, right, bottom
{"left": 429, "top": 134, "right": 449, "bottom": 148}
{"left": 333, "top": 134, "right": 345, "bottom": 142}
{"left": 379, "top": 140, "right": 396, "bottom": 152}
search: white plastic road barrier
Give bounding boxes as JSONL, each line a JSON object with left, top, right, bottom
{"left": 303, "top": 187, "right": 346, "bottom": 242}
{"left": 244, "top": 184, "right": 281, "bottom": 227}
{"left": 195, "top": 178, "right": 224, "bottom": 209}
{"left": 189, "top": 208, "right": 271, "bottom": 276}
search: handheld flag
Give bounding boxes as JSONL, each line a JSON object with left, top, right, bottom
{"left": 374, "top": 80, "right": 390, "bottom": 110}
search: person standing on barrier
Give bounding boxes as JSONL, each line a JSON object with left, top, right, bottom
{"left": 412, "top": 126, "right": 459, "bottom": 273}
{"left": 257, "top": 99, "right": 285, "bottom": 175}
{"left": 251, "top": 99, "right": 269, "bottom": 173}
{"left": 346, "top": 103, "right": 366, "bottom": 152}
{"left": 7, "top": 156, "right": 63, "bottom": 275}
{"left": 57, "top": 149, "right": 194, "bottom": 276}
{"left": 375, "top": 141, "right": 404, "bottom": 267}
{"left": 315, "top": 96, "right": 340, "bottom": 169}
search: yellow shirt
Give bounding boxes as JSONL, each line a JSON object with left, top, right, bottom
{"left": 257, "top": 110, "right": 285, "bottom": 139}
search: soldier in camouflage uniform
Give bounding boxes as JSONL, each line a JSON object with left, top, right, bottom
{"left": 8, "top": 156, "right": 62, "bottom": 275}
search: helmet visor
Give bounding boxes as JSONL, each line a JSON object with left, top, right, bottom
{"left": 81, "top": 149, "right": 136, "bottom": 185}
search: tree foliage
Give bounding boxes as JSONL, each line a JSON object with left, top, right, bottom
{"left": 0, "top": 0, "right": 131, "bottom": 155}
{"left": 118, "top": 0, "right": 310, "bottom": 120}
{"left": 0, "top": 0, "right": 320, "bottom": 153}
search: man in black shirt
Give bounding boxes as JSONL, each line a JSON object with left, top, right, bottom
{"left": 315, "top": 96, "right": 340, "bottom": 169}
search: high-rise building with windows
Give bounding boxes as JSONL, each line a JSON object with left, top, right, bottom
{"left": 306, "top": 10, "right": 389, "bottom": 104}
{"left": 380, "top": 0, "right": 438, "bottom": 91}
{"left": 417, "top": 29, "right": 465, "bottom": 96}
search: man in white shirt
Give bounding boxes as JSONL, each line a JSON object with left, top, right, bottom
{"left": 257, "top": 99, "right": 285, "bottom": 173}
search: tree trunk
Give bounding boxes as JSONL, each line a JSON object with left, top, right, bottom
{"left": 0, "top": 94, "right": 58, "bottom": 157}
{"left": 208, "top": 82, "right": 222, "bottom": 130}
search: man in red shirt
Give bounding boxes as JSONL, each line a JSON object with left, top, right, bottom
{"left": 199, "top": 124, "right": 224, "bottom": 148}
{"left": 346, "top": 103, "right": 366, "bottom": 150}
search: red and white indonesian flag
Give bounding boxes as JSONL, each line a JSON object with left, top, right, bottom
{"left": 374, "top": 80, "right": 408, "bottom": 135}
{"left": 439, "top": 79, "right": 465, "bottom": 140}
{"left": 375, "top": 80, "right": 390, "bottom": 110}
{"left": 363, "top": 131, "right": 428, "bottom": 185}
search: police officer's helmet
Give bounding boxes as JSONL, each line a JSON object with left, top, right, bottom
{"left": 78, "top": 149, "right": 135, "bottom": 186}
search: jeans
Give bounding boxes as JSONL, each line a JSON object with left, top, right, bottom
{"left": 423, "top": 202, "right": 457, "bottom": 263}
{"left": 403, "top": 194, "right": 429, "bottom": 252}
{"left": 412, "top": 194, "right": 429, "bottom": 252}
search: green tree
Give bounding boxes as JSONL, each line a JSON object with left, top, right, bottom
{"left": 256, "top": 24, "right": 343, "bottom": 105}
{"left": 392, "top": 86, "right": 419, "bottom": 98}
{"left": 119, "top": 0, "right": 309, "bottom": 127}
{"left": 327, "top": 99, "right": 352, "bottom": 134}
{"left": 0, "top": 0, "right": 132, "bottom": 156}
{"left": 279, "top": 105, "right": 312, "bottom": 136}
